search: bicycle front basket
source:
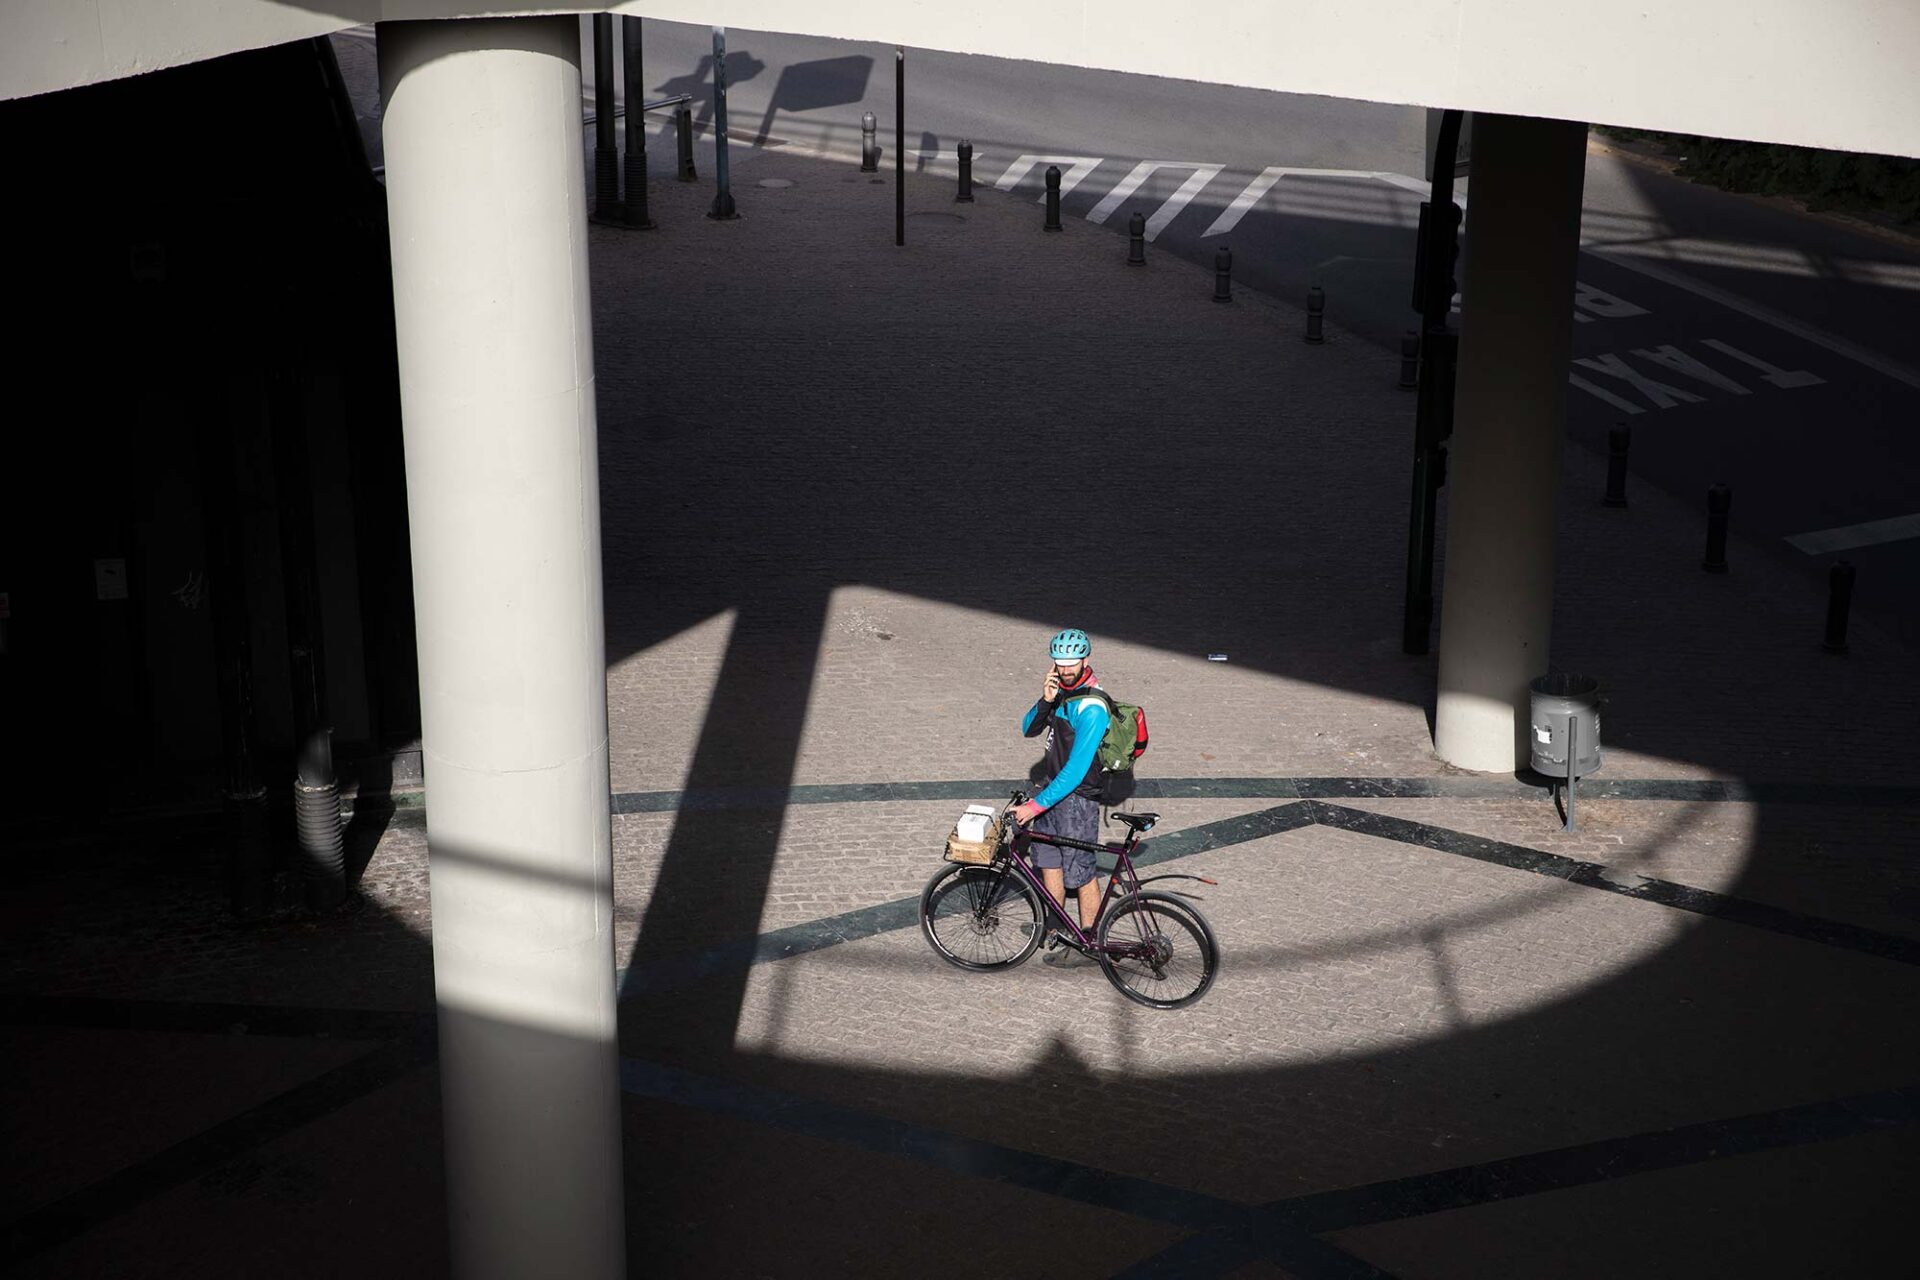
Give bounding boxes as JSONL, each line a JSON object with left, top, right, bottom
{"left": 944, "top": 818, "right": 1002, "bottom": 865}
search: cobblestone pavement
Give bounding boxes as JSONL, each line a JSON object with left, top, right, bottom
{"left": 5, "top": 125, "right": 1918, "bottom": 1279}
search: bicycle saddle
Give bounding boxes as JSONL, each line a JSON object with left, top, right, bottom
{"left": 1111, "top": 811, "right": 1159, "bottom": 833}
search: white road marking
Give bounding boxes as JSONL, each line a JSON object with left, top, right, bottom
{"left": 975, "top": 154, "right": 1919, "bottom": 400}
{"left": 1838, "top": 260, "right": 1920, "bottom": 292}
{"left": 1086, "top": 161, "right": 1224, "bottom": 240}
{"left": 1202, "top": 167, "right": 1441, "bottom": 238}
{"left": 1698, "top": 340, "right": 1825, "bottom": 389}
{"left": 1373, "top": 171, "right": 1460, "bottom": 202}
{"left": 1567, "top": 374, "right": 1646, "bottom": 415}
{"left": 1786, "top": 513, "right": 1920, "bottom": 555}
{"left": 1572, "top": 282, "right": 1648, "bottom": 320}
{"left": 993, "top": 154, "right": 1103, "bottom": 202}
{"left": 1632, "top": 345, "right": 1751, "bottom": 395}
{"left": 1581, "top": 245, "right": 1920, "bottom": 391}
{"left": 1572, "top": 353, "right": 1704, "bottom": 409}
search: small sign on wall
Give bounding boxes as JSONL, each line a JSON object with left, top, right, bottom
{"left": 94, "top": 558, "right": 128, "bottom": 601}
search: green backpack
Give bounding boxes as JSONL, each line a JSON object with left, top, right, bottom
{"left": 1062, "top": 686, "right": 1150, "bottom": 774}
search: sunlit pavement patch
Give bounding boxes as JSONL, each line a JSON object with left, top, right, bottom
{"left": 616, "top": 796, "right": 1920, "bottom": 1002}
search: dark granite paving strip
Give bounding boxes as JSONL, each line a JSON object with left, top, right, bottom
{"left": 0, "top": 994, "right": 428, "bottom": 1040}
{"left": 1108, "top": 1229, "right": 1273, "bottom": 1279}
{"left": 1119, "top": 1084, "right": 1920, "bottom": 1277}
{"left": 605, "top": 776, "right": 1920, "bottom": 815}
{"left": 616, "top": 804, "right": 1316, "bottom": 1000}
{"left": 1268, "top": 1083, "right": 1920, "bottom": 1233}
{"left": 1112, "top": 1225, "right": 1398, "bottom": 1280}
{"left": 618, "top": 900, "right": 921, "bottom": 999}
{"left": 619, "top": 1056, "right": 1245, "bottom": 1229}
{"left": 620, "top": 1056, "right": 1391, "bottom": 1278}
{"left": 1310, "top": 802, "right": 1920, "bottom": 967}
{"left": 0, "top": 1031, "right": 437, "bottom": 1267}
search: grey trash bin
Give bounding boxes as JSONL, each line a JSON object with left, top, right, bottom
{"left": 1529, "top": 673, "right": 1601, "bottom": 829}
{"left": 1529, "top": 674, "right": 1602, "bottom": 778}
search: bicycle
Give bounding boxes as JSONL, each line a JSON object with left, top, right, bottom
{"left": 918, "top": 790, "right": 1220, "bottom": 1009}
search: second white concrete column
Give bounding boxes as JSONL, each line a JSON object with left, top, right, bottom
{"left": 379, "top": 18, "right": 625, "bottom": 1279}
{"left": 1434, "top": 113, "right": 1588, "bottom": 773}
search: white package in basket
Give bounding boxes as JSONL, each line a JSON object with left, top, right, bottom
{"left": 955, "top": 805, "right": 997, "bottom": 843}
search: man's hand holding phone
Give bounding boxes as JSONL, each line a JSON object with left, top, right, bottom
{"left": 1041, "top": 668, "right": 1062, "bottom": 704}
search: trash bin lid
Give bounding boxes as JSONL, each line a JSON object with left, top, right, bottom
{"left": 1530, "top": 673, "right": 1599, "bottom": 699}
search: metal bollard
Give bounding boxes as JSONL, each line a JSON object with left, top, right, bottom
{"left": 1127, "top": 211, "right": 1146, "bottom": 265}
{"left": 1702, "top": 483, "right": 1731, "bottom": 572}
{"left": 1398, "top": 331, "right": 1418, "bottom": 388}
{"left": 1043, "top": 165, "right": 1063, "bottom": 231}
{"left": 1213, "top": 246, "right": 1232, "bottom": 301}
{"left": 676, "top": 104, "right": 697, "bottom": 181}
{"left": 1822, "top": 560, "right": 1856, "bottom": 653}
{"left": 592, "top": 16, "right": 618, "bottom": 216}
{"left": 1603, "top": 424, "right": 1631, "bottom": 508}
{"left": 295, "top": 726, "right": 346, "bottom": 911}
{"left": 621, "top": 17, "right": 654, "bottom": 228}
{"left": 1305, "top": 285, "right": 1326, "bottom": 344}
{"left": 860, "top": 111, "right": 878, "bottom": 172}
{"left": 956, "top": 140, "right": 974, "bottom": 202}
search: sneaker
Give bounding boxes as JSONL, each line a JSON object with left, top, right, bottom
{"left": 1042, "top": 947, "right": 1098, "bottom": 969}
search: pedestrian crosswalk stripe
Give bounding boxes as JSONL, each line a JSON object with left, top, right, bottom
{"left": 1202, "top": 166, "right": 1458, "bottom": 238}
{"left": 993, "top": 154, "right": 1103, "bottom": 201}
{"left": 1085, "top": 161, "right": 1224, "bottom": 241}
{"left": 1786, "top": 512, "right": 1920, "bottom": 555}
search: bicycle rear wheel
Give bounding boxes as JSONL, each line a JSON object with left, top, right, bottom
{"left": 1096, "top": 891, "right": 1218, "bottom": 1009}
{"left": 920, "top": 863, "right": 1045, "bottom": 971}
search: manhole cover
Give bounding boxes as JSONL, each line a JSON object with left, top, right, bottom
{"left": 756, "top": 178, "right": 794, "bottom": 189}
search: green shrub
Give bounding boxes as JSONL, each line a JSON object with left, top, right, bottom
{"left": 1595, "top": 126, "right": 1920, "bottom": 225}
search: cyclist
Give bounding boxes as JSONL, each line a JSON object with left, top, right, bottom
{"left": 1011, "top": 628, "right": 1111, "bottom": 969}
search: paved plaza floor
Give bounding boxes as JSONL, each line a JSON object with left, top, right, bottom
{"left": 5, "top": 134, "right": 1918, "bottom": 1278}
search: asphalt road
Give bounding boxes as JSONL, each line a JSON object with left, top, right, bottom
{"left": 333, "top": 20, "right": 1920, "bottom": 649}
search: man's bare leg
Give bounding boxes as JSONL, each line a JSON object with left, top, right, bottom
{"left": 1075, "top": 879, "right": 1101, "bottom": 930}
{"left": 1041, "top": 866, "right": 1068, "bottom": 918}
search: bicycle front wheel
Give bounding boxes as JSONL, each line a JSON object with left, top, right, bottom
{"left": 1097, "top": 891, "right": 1219, "bottom": 1009}
{"left": 920, "top": 863, "right": 1045, "bottom": 971}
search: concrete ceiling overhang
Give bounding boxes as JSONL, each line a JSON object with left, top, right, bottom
{"left": 4, "top": 1, "right": 1917, "bottom": 160}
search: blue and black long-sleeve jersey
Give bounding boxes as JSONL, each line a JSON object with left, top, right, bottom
{"left": 1021, "top": 676, "right": 1112, "bottom": 810}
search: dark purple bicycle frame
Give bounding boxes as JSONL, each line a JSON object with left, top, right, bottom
{"left": 996, "top": 826, "right": 1146, "bottom": 955}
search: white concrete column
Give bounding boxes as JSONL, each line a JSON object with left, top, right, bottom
{"left": 1433, "top": 114, "right": 1588, "bottom": 773}
{"left": 378, "top": 19, "right": 624, "bottom": 1279}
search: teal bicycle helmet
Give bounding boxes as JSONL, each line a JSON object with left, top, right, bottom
{"left": 1048, "top": 628, "right": 1091, "bottom": 661}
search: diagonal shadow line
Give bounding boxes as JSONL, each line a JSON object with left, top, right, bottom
{"left": 0, "top": 1031, "right": 437, "bottom": 1267}
{"left": 621, "top": 584, "right": 832, "bottom": 1056}
{"left": 1308, "top": 802, "right": 1920, "bottom": 967}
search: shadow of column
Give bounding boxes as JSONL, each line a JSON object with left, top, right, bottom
{"left": 621, "top": 580, "right": 832, "bottom": 1060}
